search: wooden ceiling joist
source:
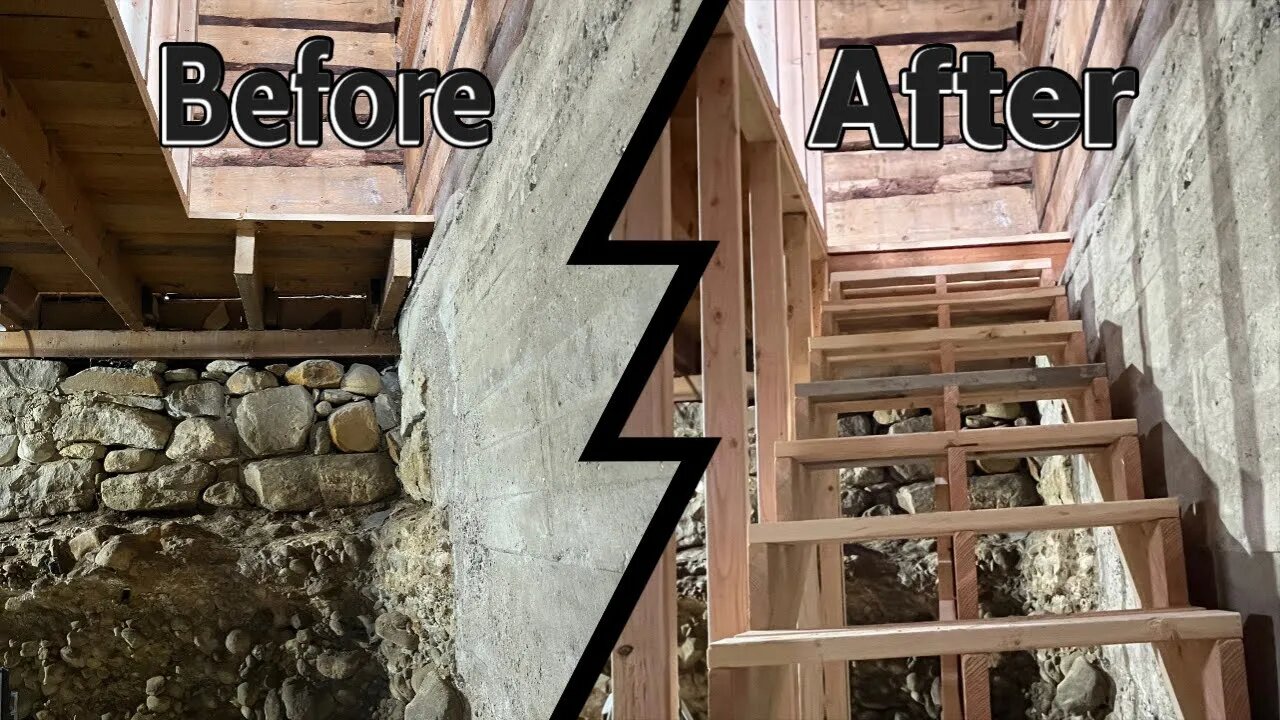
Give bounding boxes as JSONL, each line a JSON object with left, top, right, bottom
{"left": 372, "top": 229, "right": 413, "bottom": 331}
{"left": 0, "top": 329, "right": 397, "bottom": 359}
{"left": 0, "top": 64, "right": 146, "bottom": 329}
{"left": 233, "top": 223, "right": 265, "bottom": 330}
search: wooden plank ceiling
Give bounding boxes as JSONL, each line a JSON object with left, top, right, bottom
{"left": 0, "top": 1, "right": 432, "bottom": 333}
{"left": 816, "top": 0, "right": 1037, "bottom": 249}
{"left": 191, "top": 0, "right": 408, "bottom": 216}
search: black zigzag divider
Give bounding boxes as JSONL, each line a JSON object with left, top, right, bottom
{"left": 550, "top": 0, "right": 730, "bottom": 718}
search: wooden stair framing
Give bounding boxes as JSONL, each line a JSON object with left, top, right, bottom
{"left": 707, "top": 249, "right": 1251, "bottom": 719}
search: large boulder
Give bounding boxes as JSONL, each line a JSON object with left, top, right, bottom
{"left": 374, "top": 393, "right": 399, "bottom": 431}
{"left": 234, "top": 385, "right": 315, "bottom": 457}
{"left": 225, "top": 367, "right": 278, "bottom": 395}
{"left": 59, "top": 367, "right": 164, "bottom": 397}
{"left": 339, "top": 363, "right": 382, "bottom": 396}
{"left": 1054, "top": 656, "right": 1108, "bottom": 713}
{"left": 327, "top": 401, "right": 380, "bottom": 452}
{"left": 165, "top": 381, "right": 227, "bottom": 418}
{"left": 100, "top": 463, "right": 216, "bottom": 512}
{"left": 285, "top": 360, "right": 344, "bottom": 389}
{"left": 969, "top": 472, "right": 1041, "bottom": 509}
{"left": 103, "top": 448, "right": 156, "bottom": 473}
{"left": 0, "top": 359, "right": 67, "bottom": 392}
{"left": 405, "top": 673, "right": 464, "bottom": 720}
{"left": 54, "top": 400, "right": 173, "bottom": 449}
{"left": 0, "top": 459, "right": 98, "bottom": 520}
{"left": 244, "top": 453, "right": 397, "bottom": 511}
{"left": 166, "top": 417, "right": 237, "bottom": 461}
{"left": 895, "top": 481, "right": 936, "bottom": 514}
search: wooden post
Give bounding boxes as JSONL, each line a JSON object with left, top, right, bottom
{"left": 612, "top": 130, "right": 678, "bottom": 720}
{"left": 373, "top": 229, "right": 414, "bottom": 330}
{"left": 698, "top": 35, "right": 751, "bottom": 720}
{"left": 233, "top": 223, "right": 264, "bottom": 330}
{"left": 1201, "top": 639, "right": 1251, "bottom": 719}
{"left": 782, "top": 214, "right": 812, "bottom": 441}
{"left": 748, "top": 142, "right": 787, "bottom": 524}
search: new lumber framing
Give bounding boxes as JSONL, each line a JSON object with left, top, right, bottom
{"left": 0, "top": 63, "right": 145, "bottom": 329}
{"left": 708, "top": 609, "right": 1243, "bottom": 667}
{"left": 0, "top": 330, "right": 397, "bottom": 358}
{"left": 611, "top": 128, "right": 678, "bottom": 720}
{"left": 776, "top": 419, "right": 1138, "bottom": 468}
{"left": 751, "top": 498, "right": 1180, "bottom": 545}
{"left": 796, "top": 364, "right": 1106, "bottom": 404}
{"left": 698, "top": 34, "right": 751, "bottom": 720}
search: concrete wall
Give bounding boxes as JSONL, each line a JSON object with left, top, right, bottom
{"left": 396, "top": 1, "right": 696, "bottom": 716}
{"left": 1062, "top": 0, "right": 1280, "bottom": 714}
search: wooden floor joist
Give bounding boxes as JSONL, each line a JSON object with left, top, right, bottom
{"left": 707, "top": 609, "right": 1243, "bottom": 668}
{"left": 750, "top": 498, "right": 1179, "bottom": 545}
{"left": 0, "top": 330, "right": 398, "bottom": 358}
{"left": 775, "top": 419, "right": 1137, "bottom": 468}
{"left": 0, "top": 63, "right": 145, "bottom": 329}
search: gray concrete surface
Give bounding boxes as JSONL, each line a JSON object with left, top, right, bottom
{"left": 396, "top": 1, "right": 696, "bottom": 716}
{"left": 1063, "top": 0, "right": 1280, "bottom": 714}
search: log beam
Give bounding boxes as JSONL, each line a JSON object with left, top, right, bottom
{"left": 0, "top": 330, "right": 397, "bottom": 358}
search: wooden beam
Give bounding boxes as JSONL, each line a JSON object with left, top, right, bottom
{"left": 796, "top": 365, "right": 1106, "bottom": 404}
{"left": 748, "top": 142, "right": 787, "bottom": 523}
{"left": 612, "top": 128, "right": 678, "bottom": 720}
{"left": 709, "top": 609, "right": 1244, "bottom": 668}
{"left": 822, "top": 286, "right": 1064, "bottom": 317}
{"left": 0, "top": 64, "right": 145, "bottom": 328}
{"left": 827, "top": 231, "right": 1071, "bottom": 256}
{"left": 698, "top": 34, "right": 751, "bottom": 720}
{"left": 0, "top": 330, "right": 397, "bottom": 358}
{"left": 373, "top": 229, "right": 414, "bottom": 330}
{"left": 782, "top": 214, "right": 812, "bottom": 440}
{"left": 776, "top": 419, "right": 1138, "bottom": 467}
{"left": 1200, "top": 639, "right": 1251, "bottom": 720}
{"left": 233, "top": 223, "right": 265, "bottom": 330}
{"left": 830, "top": 258, "right": 1053, "bottom": 289}
{"left": 751, "top": 498, "right": 1179, "bottom": 545}
{"left": 810, "top": 320, "right": 1082, "bottom": 352}
{"left": 0, "top": 267, "right": 39, "bottom": 328}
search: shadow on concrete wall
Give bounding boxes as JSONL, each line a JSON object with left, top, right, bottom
{"left": 1098, "top": 316, "right": 1279, "bottom": 716}
{"left": 1190, "top": 3, "right": 1280, "bottom": 713}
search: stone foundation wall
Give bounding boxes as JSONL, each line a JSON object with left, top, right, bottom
{"left": 0, "top": 359, "right": 402, "bottom": 520}
{"left": 0, "top": 358, "right": 462, "bottom": 720}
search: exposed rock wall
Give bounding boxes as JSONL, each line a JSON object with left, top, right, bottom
{"left": 1061, "top": 0, "right": 1280, "bottom": 715}
{"left": 0, "top": 358, "right": 458, "bottom": 720}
